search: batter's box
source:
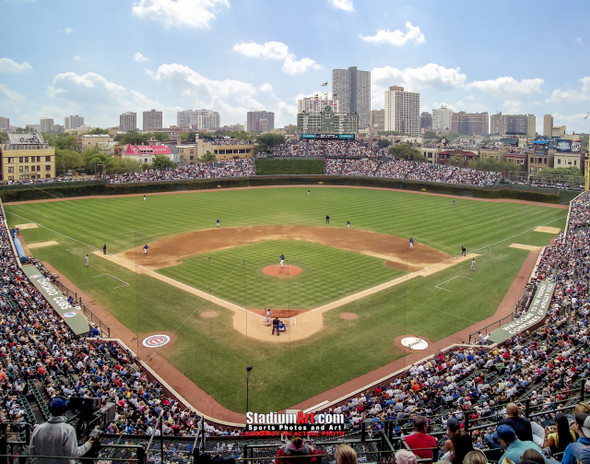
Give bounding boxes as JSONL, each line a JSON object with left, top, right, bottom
{"left": 93, "top": 273, "right": 129, "bottom": 290}
{"left": 435, "top": 275, "right": 472, "bottom": 292}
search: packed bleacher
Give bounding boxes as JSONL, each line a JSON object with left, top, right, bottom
{"left": 326, "top": 158, "right": 502, "bottom": 187}
{"left": 106, "top": 159, "right": 256, "bottom": 183}
{"left": 270, "top": 139, "right": 387, "bottom": 158}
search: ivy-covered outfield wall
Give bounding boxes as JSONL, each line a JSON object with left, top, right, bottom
{"left": 0, "top": 176, "right": 561, "bottom": 204}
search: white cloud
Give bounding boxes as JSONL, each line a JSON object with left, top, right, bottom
{"left": 328, "top": 0, "right": 353, "bottom": 12}
{"left": 64, "top": 27, "right": 73, "bottom": 34}
{"left": 546, "top": 76, "right": 590, "bottom": 103}
{"left": 233, "top": 41, "right": 319, "bottom": 74}
{"left": 150, "top": 62, "right": 265, "bottom": 123}
{"left": 73, "top": 55, "right": 82, "bottom": 61}
{"left": 360, "top": 22, "right": 425, "bottom": 46}
{"left": 134, "top": 52, "right": 150, "bottom": 63}
{"left": 468, "top": 76, "right": 543, "bottom": 99}
{"left": 0, "top": 58, "right": 33, "bottom": 73}
{"left": 260, "top": 83, "right": 273, "bottom": 93}
{"left": 131, "top": 0, "right": 228, "bottom": 29}
{"left": 577, "top": 37, "right": 583, "bottom": 46}
{"left": 372, "top": 63, "right": 467, "bottom": 92}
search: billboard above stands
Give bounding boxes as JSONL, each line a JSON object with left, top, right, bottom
{"left": 556, "top": 139, "right": 572, "bottom": 152}
{"left": 300, "top": 134, "right": 355, "bottom": 140}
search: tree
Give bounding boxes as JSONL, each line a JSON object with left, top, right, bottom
{"left": 257, "top": 133, "right": 285, "bottom": 153}
{"left": 200, "top": 151, "right": 217, "bottom": 163}
{"left": 46, "top": 133, "right": 78, "bottom": 150}
{"left": 151, "top": 132, "right": 170, "bottom": 142}
{"left": 105, "top": 156, "right": 142, "bottom": 174}
{"left": 87, "top": 127, "right": 110, "bottom": 135}
{"left": 151, "top": 155, "right": 175, "bottom": 170}
{"left": 115, "top": 131, "right": 149, "bottom": 145}
{"left": 55, "top": 149, "right": 85, "bottom": 175}
{"left": 468, "top": 157, "right": 522, "bottom": 173}
{"left": 422, "top": 131, "right": 439, "bottom": 140}
{"left": 389, "top": 144, "right": 424, "bottom": 161}
{"left": 180, "top": 132, "right": 197, "bottom": 143}
{"left": 446, "top": 156, "right": 465, "bottom": 167}
{"left": 376, "top": 139, "right": 391, "bottom": 149}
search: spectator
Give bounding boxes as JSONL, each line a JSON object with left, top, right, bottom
{"left": 447, "top": 430, "right": 475, "bottom": 464}
{"left": 395, "top": 450, "right": 418, "bottom": 464}
{"left": 28, "top": 397, "right": 95, "bottom": 464}
{"left": 494, "top": 425, "right": 545, "bottom": 464}
{"left": 404, "top": 415, "right": 438, "bottom": 461}
{"left": 334, "top": 444, "right": 357, "bottom": 464}
{"left": 441, "top": 417, "right": 461, "bottom": 458}
{"left": 500, "top": 403, "right": 534, "bottom": 443}
{"left": 542, "top": 412, "right": 575, "bottom": 455}
{"left": 561, "top": 414, "right": 590, "bottom": 464}
{"left": 464, "top": 450, "right": 488, "bottom": 464}
{"left": 521, "top": 449, "right": 546, "bottom": 464}
{"left": 275, "top": 436, "right": 323, "bottom": 464}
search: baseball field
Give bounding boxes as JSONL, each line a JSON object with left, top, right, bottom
{"left": 3, "top": 186, "right": 567, "bottom": 416}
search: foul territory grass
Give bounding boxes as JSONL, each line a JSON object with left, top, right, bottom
{"left": 4, "top": 187, "right": 567, "bottom": 412}
{"left": 158, "top": 240, "right": 405, "bottom": 309}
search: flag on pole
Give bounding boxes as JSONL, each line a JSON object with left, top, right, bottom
{"left": 321, "top": 82, "right": 328, "bottom": 86}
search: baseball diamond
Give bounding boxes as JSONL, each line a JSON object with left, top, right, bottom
{"left": 4, "top": 186, "right": 567, "bottom": 415}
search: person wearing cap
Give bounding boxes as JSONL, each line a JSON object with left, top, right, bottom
{"left": 494, "top": 424, "right": 545, "bottom": 464}
{"left": 28, "top": 397, "right": 95, "bottom": 464}
{"left": 441, "top": 417, "right": 461, "bottom": 459}
{"left": 561, "top": 414, "right": 590, "bottom": 464}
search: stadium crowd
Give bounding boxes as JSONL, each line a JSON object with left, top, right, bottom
{"left": 271, "top": 139, "right": 386, "bottom": 158}
{"left": 326, "top": 158, "right": 502, "bottom": 187}
{"left": 106, "top": 159, "right": 256, "bottom": 183}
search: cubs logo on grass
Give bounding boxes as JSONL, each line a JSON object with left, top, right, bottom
{"left": 142, "top": 334, "right": 170, "bottom": 348}
{"left": 401, "top": 336, "right": 428, "bottom": 351}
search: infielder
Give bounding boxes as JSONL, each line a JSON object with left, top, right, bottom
{"left": 409, "top": 237, "right": 414, "bottom": 250}
{"left": 280, "top": 253, "right": 285, "bottom": 268}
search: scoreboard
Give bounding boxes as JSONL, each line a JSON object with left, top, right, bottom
{"left": 301, "top": 134, "right": 355, "bottom": 140}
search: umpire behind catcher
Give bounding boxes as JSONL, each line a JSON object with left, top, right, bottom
{"left": 28, "top": 397, "right": 95, "bottom": 463}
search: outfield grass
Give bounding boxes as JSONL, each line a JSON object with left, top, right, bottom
{"left": 4, "top": 187, "right": 567, "bottom": 413}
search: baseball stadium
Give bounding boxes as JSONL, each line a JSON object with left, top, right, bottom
{"left": 0, "top": 147, "right": 587, "bottom": 463}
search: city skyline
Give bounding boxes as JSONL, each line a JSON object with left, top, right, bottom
{"left": 1, "top": 0, "right": 590, "bottom": 134}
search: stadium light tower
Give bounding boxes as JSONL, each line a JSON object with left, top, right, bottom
{"left": 246, "top": 365, "right": 253, "bottom": 412}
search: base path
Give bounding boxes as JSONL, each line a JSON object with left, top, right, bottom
{"left": 119, "top": 225, "right": 449, "bottom": 272}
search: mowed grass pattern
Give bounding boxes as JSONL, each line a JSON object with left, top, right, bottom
{"left": 4, "top": 187, "right": 568, "bottom": 412}
{"left": 158, "top": 240, "right": 405, "bottom": 308}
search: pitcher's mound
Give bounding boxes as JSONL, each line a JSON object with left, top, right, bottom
{"left": 263, "top": 265, "right": 303, "bottom": 278}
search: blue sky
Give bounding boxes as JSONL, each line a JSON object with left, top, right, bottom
{"left": 1, "top": 0, "right": 590, "bottom": 134}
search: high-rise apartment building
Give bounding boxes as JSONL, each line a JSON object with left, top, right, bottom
{"left": 40, "top": 118, "right": 55, "bottom": 133}
{"left": 384, "top": 86, "right": 420, "bottom": 135}
{"left": 64, "top": 115, "right": 85, "bottom": 130}
{"left": 119, "top": 112, "right": 137, "bottom": 132}
{"left": 247, "top": 111, "right": 275, "bottom": 133}
{"left": 143, "top": 109, "right": 163, "bottom": 131}
{"left": 432, "top": 106, "right": 453, "bottom": 133}
{"left": 543, "top": 114, "right": 554, "bottom": 137}
{"left": 297, "top": 96, "right": 339, "bottom": 114}
{"left": 332, "top": 66, "right": 371, "bottom": 129}
{"left": 0, "top": 117, "right": 9, "bottom": 132}
{"left": 369, "top": 110, "right": 384, "bottom": 132}
{"left": 451, "top": 112, "right": 489, "bottom": 136}
{"left": 177, "top": 109, "right": 220, "bottom": 131}
{"left": 420, "top": 112, "right": 432, "bottom": 132}
{"left": 490, "top": 113, "right": 536, "bottom": 138}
